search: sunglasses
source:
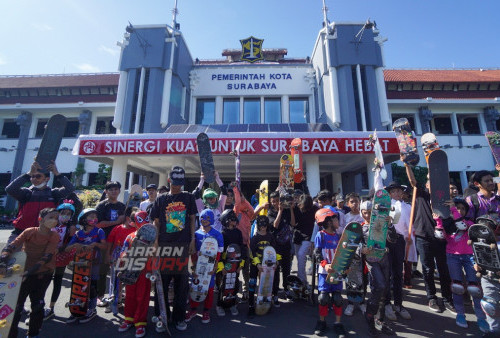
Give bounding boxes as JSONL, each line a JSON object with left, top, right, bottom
{"left": 31, "top": 174, "right": 43, "bottom": 179}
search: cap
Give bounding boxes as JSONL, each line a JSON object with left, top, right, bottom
{"left": 335, "top": 195, "right": 344, "bottom": 202}
{"left": 133, "top": 210, "right": 150, "bottom": 228}
{"left": 360, "top": 200, "right": 372, "bottom": 211}
{"left": 169, "top": 166, "right": 185, "bottom": 186}
{"left": 146, "top": 184, "right": 157, "bottom": 190}
{"left": 385, "top": 181, "right": 403, "bottom": 192}
{"left": 315, "top": 208, "right": 337, "bottom": 223}
{"left": 105, "top": 181, "right": 121, "bottom": 190}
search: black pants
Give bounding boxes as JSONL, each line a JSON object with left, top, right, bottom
{"left": 386, "top": 234, "right": 405, "bottom": 306}
{"left": 154, "top": 273, "right": 189, "bottom": 324}
{"left": 274, "top": 246, "right": 291, "bottom": 291}
{"left": 415, "top": 236, "right": 452, "bottom": 301}
{"left": 49, "top": 266, "right": 66, "bottom": 304}
{"left": 366, "top": 255, "right": 390, "bottom": 321}
{"left": 9, "top": 272, "right": 52, "bottom": 338}
{"left": 97, "top": 263, "right": 109, "bottom": 298}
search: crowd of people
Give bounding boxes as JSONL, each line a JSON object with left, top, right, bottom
{"left": 1, "top": 158, "right": 500, "bottom": 338}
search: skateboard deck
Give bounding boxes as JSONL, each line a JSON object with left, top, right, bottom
{"left": 190, "top": 237, "right": 218, "bottom": 302}
{"left": 421, "top": 132, "right": 440, "bottom": 162}
{"left": 220, "top": 244, "right": 241, "bottom": 308}
{"left": 125, "top": 184, "right": 143, "bottom": 209}
{"left": 485, "top": 131, "right": 500, "bottom": 165}
{"left": 147, "top": 270, "right": 172, "bottom": 336}
{"left": 468, "top": 224, "right": 500, "bottom": 279}
{"left": 290, "top": 138, "right": 303, "bottom": 184}
{"left": 286, "top": 275, "right": 308, "bottom": 300}
{"left": 393, "top": 118, "right": 420, "bottom": 166}
{"left": 345, "top": 253, "right": 364, "bottom": 303}
{"left": 258, "top": 180, "right": 269, "bottom": 216}
{"left": 428, "top": 150, "right": 451, "bottom": 219}
{"left": 0, "top": 250, "right": 26, "bottom": 336}
{"left": 366, "top": 189, "right": 392, "bottom": 262}
{"left": 197, "top": 133, "right": 216, "bottom": 184}
{"left": 255, "top": 246, "right": 276, "bottom": 315}
{"left": 326, "top": 222, "right": 363, "bottom": 284}
{"left": 230, "top": 141, "right": 241, "bottom": 190}
{"left": 367, "top": 130, "right": 387, "bottom": 179}
{"left": 279, "top": 154, "right": 294, "bottom": 193}
{"left": 34, "top": 114, "right": 67, "bottom": 173}
{"left": 67, "top": 249, "right": 94, "bottom": 317}
{"left": 119, "top": 224, "right": 157, "bottom": 285}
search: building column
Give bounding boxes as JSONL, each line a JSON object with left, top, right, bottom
{"left": 306, "top": 155, "right": 320, "bottom": 197}
{"left": 366, "top": 157, "right": 375, "bottom": 190}
{"left": 332, "top": 172, "right": 342, "bottom": 195}
{"left": 111, "top": 157, "right": 128, "bottom": 202}
{"left": 418, "top": 106, "right": 433, "bottom": 134}
{"left": 76, "top": 110, "right": 92, "bottom": 186}
{"left": 460, "top": 170, "right": 469, "bottom": 194}
{"left": 159, "top": 172, "right": 168, "bottom": 187}
{"left": 215, "top": 96, "right": 223, "bottom": 124}
{"left": 282, "top": 95, "right": 290, "bottom": 123}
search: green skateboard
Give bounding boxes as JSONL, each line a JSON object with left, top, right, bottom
{"left": 326, "top": 222, "right": 363, "bottom": 284}
{"left": 366, "top": 189, "right": 392, "bottom": 262}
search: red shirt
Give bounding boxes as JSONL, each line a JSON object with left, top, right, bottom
{"left": 107, "top": 224, "right": 135, "bottom": 260}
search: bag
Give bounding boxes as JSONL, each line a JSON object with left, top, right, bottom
{"left": 275, "top": 225, "right": 292, "bottom": 246}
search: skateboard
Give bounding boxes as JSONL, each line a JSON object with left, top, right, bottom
{"left": 326, "top": 222, "right": 363, "bottom": 284}
{"left": 279, "top": 154, "right": 294, "bottom": 193}
{"left": 286, "top": 275, "right": 309, "bottom": 300}
{"left": 125, "top": 184, "right": 143, "bottom": 209}
{"left": 366, "top": 189, "right": 392, "bottom": 262}
{"left": 258, "top": 180, "right": 269, "bottom": 216}
{"left": 255, "top": 246, "right": 276, "bottom": 315}
{"left": 0, "top": 251, "right": 26, "bottom": 336}
{"left": 34, "top": 114, "right": 67, "bottom": 172}
{"left": 367, "top": 130, "right": 387, "bottom": 179}
{"left": 230, "top": 141, "right": 241, "bottom": 190}
{"left": 119, "top": 224, "right": 157, "bottom": 285}
{"left": 66, "top": 249, "right": 94, "bottom": 318}
{"left": 393, "top": 118, "right": 420, "bottom": 166}
{"left": 345, "top": 253, "right": 364, "bottom": 304}
{"left": 421, "top": 132, "right": 440, "bottom": 162}
{"left": 428, "top": 150, "right": 451, "bottom": 219}
{"left": 485, "top": 131, "right": 500, "bottom": 165}
{"left": 107, "top": 248, "right": 121, "bottom": 315}
{"left": 220, "top": 244, "right": 241, "bottom": 308}
{"left": 290, "top": 138, "right": 303, "bottom": 184}
{"left": 197, "top": 133, "right": 216, "bottom": 184}
{"left": 190, "top": 237, "right": 218, "bottom": 302}
{"left": 468, "top": 224, "right": 500, "bottom": 280}
{"left": 147, "top": 271, "right": 172, "bottom": 336}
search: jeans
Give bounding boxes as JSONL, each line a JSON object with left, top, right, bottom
{"left": 386, "top": 234, "right": 405, "bottom": 306}
{"left": 274, "top": 246, "right": 291, "bottom": 291}
{"left": 366, "top": 254, "right": 390, "bottom": 321}
{"left": 415, "top": 236, "right": 452, "bottom": 301}
{"left": 294, "top": 241, "right": 312, "bottom": 284}
{"left": 446, "top": 253, "right": 485, "bottom": 320}
{"left": 481, "top": 277, "right": 500, "bottom": 332}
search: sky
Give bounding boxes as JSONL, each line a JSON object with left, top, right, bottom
{"left": 1, "top": 0, "right": 500, "bottom": 75}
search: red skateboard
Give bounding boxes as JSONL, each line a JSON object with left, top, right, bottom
{"left": 290, "top": 138, "right": 303, "bottom": 184}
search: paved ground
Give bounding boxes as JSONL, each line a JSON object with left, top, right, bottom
{"left": 1, "top": 228, "right": 484, "bottom": 337}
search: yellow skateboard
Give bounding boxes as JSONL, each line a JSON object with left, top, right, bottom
{"left": 0, "top": 250, "right": 26, "bottom": 336}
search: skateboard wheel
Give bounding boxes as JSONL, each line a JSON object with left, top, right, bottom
{"left": 150, "top": 275, "right": 157, "bottom": 282}
{"left": 342, "top": 242, "right": 347, "bottom": 249}
{"left": 476, "top": 272, "right": 482, "bottom": 278}
{"left": 152, "top": 316, "right": 159, "bottom": 323}
{"left": 490, "top": 243, "right": 497, "bottom": 250}
{"left": 156, "top": 321, "right": 164, "bottom": 328}
{"left": 467, "top": 240, "right": 472, "bottom": 246}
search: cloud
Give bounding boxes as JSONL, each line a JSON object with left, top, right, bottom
{"left": 31, "top": 23, "right": 53, "bottom": 31}
{"left": 99, "top": 45, "right": 119, "bottom": 56}
{"left": 74, "top": 63, "right": 100, "bottom": 73}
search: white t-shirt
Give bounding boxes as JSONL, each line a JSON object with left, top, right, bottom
{"left": 344, "top": 212, "right": 364, "bottom": 225}
{"left": 140, "top": 200, "right": 153, "bottom": 212}
{"left": 392, "top": 199, "right": 411, "bottom": 237}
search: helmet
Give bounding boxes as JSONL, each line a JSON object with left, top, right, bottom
{"left": 453, "top": 197, "right": 470, "bottom": 213}
{"left": 476, "top": 215, "right": 499, "bottom": 231}
{"left": 315, "top": 208, "right": 337, "bottom": 224}
{"left": 133, "top": 210, "right": 150, "bottom": 228}
{"left": 57, "top": 200, "right": 75, "bottom": 214}
{"left": 220, "top": 209, "right": 238, "bottom": 228}
{"left": 78, "top": 208, "right": 97, "bottom": 223}
{"left": 202, "top": 188, "right": 219, "bottom": 208}
{"left": 200, "top": 209, "right": 215, "bottom": 226}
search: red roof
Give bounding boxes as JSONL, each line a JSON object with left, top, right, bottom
{"left": 384, "top": 69, "right": 500, "bottom": 83}
{"left": 387, "top": 90, "right": 500, "bottom": 100}
{"left": 0, "top": 73, "right": 119, "bottom": 89}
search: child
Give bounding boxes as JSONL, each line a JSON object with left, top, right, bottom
{"left": 435, "top": 198, "right": 488, "bottom": 332}
{"left": 117, "top": 210, "right": 152, "bottom": 338}
{"left": 216, "top": 209, "right": 246, "bottom": 317}
{"left": 193, "top": 171, "right": 227, "bottom": 232}
{"left": 65, "top": 208, "right": 107, "bottom": 324}
{"left": 185, "top": 209, "right": 224, "bottom": 324}
{"left": 247, "top": 215, "right": 279, "bottom": 317}
{"left": 1, "top": 208, "right": 60, "bottom": 338}
{"left": 44, "top": 201, "right": 77, "bottom": 319}
{"left": 313, "top": 208, "right": 347, "bottom": 336}
{"left": 344, "top": 193, "right": 364, "bottom": 224}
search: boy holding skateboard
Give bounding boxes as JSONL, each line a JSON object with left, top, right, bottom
{"left": 313, "top": 208, "right": 347, "bottom": 337}
{"left": 1, "top": 207, "right": 60, "bottom": 338}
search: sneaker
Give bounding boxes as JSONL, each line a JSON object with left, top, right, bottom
{"left": 314, "top": 320, "right": 327, "bottom": 336}
{"left": 80, "top": 310, "right": 97, "bottom": 323}
{"left": 333, "top": 322, "right": 347, "bottom": 337}
{"left": 66, "top": 315, "right": 78, "bottom": 324}
{"left": 273, "top": 296, "right": 280, "bottom": 308}
{"left": 477, "top": 318, "right": 489, "bottom": 333}
{"left": 394, "top": 305, "right": 412, "bottom": 320}
{"left": 135, "top": 326, "right": 146, "bottom": 338}
{"left": 43, "top": 308, "right": 54, "bottom": 321}
{"left": 385, "top": 304, "right": 397, "bottom": 321}
{"left": 155, "top": 325, "right": 166, "bottom": 333}
{"left": 359, "top": 303, "right": 367, "bottom": 314}
{"left": 428, "top": 298, "right": 442, "bottom": 312}
{"left": 344, "top": 303, "right": 355, "bottom": 316}
{"left": 185, "top": 309, "right": 197, "bottom": 322}
{"left": 96, "top": 298, "right": 107, "bottom": 307}
{"left": 118, "top": 321, "right": 133, "bottom": 332}
{"left": 375, "top": 319, "right": 395, "bottom": 336}
{"left": 175, "top": 320, "right": 187, "bottom": 331}
{"left": 216, "top": 306, "right": 225, "bottom": 317}
{"left": 247, "top": 306, "right": 255, "bottom": 318}
{"left": 455, "top": 314, "right": 468, "bottom": 328}
{"left": 230, "top": 305, "right": 239, "bottom": 316}
{"left": 443, "top": 300, "right": 457, "bottom": 315}
{"left": 201, "top": 311, "right": 210, "bottom": 324}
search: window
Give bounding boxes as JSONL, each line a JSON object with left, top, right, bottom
{"left": 1, "top": 120, "right": 20, "bottom": 139}
{"left": 244, "top": 99, "right": 260, "bottom": 124}
{"left": 96, "top": 118, "right": 117, "bottom": 134}
{"left": 64, "top": 120, "right": 80, "bottom": 138}
{"left": 35, "top": 119, "right": 49, "bottom": 138}
{"left": 431, "top": 116, "right": 453, "bottom": 135}
{"left": 195, "top": 99, "right": 215, "bottom": 124}
{"left": 289, "top": 98, "right": 309, "bottom": 123}
{"left": 458, "top": 115, "right": 480, "bottom": 135}
{"left": 264, "top": 98, "right": 281, "bottom": 123}
{"left": 391, "top": 115, "right": 416, "bottom": 132}
{"left": 223, "top": 99, "right": 240, "bottom": 124}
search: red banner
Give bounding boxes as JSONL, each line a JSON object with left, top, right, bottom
{"left": 79, "top": 137, "right": 399, "bottom": 156}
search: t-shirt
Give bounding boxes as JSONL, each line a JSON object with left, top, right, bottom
{"left": 52, "top": 225, "right": 69, "bottom": 248}
{"left": 413, "top": 188, "right": 436, "bottom": 240}
{"left": 293, "top": 205, "right": 319, "bottom": 244}
{"left": 150, "top": 191, "right": 197, "bottom": 243}
{"left": 267, "top": 207, "right": 292, "bottom": 251}
{"left": 107, "top": 224, "right": 136, "bottom": 261}
{"left": 10, "top": 227, "right": 59, "bottom": 274}
{"left": 344, "top": 212, "right": 364, "bottom": 225}
{"left": 249, "top": 232, "right": 276, "bottom": 265}
{"left": 466, "top": 191, "right": 500, "bottom": 221}
{"left": 140, "top": 200, "right": 154, "bottom": 212}
{"left": 314, "top": 230, "right": 340, "bottom": 275}
{"left": 96, "top": 199, "right": 126, "bottom": 237}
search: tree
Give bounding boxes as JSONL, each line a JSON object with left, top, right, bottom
{"left": 72, "top": 162, "right": 86, "bottom": 187}
{"left": 96, "top": 164, "right": 112, "bottom": 186}
{"left": 391, "top": 163, "right": 429, "bottom": 187}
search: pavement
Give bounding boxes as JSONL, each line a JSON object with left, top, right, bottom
{"left": 0, "top": 228, "right": 484, "bottom": 338}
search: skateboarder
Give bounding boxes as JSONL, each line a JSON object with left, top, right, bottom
{"left": 312, "top": 208, "right": 347, "bottom": 337}
{"left": 1, "top": 208, "right": 60, "bottom": 338}
{"left": 185, "top": 209, "right": 224, "bottom": 324}
{"left": 5, "top": 160, "right": 75, "bottom": 243}
{"left": 193, "top": 171, "right": 228, "bottom": 233}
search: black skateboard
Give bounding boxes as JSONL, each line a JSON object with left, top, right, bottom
{"left": 428, "top": 150, "right": 450, "bottom": 219}
{"left": 35, "top": 114, "right": 66, "bottom": 172}
{"left": 468, "top": 224, "right": 500, "bottom": 280}
{"left": 196, "top": 133, "right": 215, "bottom": 184}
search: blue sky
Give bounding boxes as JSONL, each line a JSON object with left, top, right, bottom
{"left": 1, "top": 0, "right": 499, "bottom": 75}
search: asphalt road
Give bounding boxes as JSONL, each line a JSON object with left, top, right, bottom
{"left": 1, "top": 228, "right": 483, "bottom": 338}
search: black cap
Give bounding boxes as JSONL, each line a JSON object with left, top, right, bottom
{"left": 146, "top": 184, "right": 157, "bottom": 190}
{"left": 385, "top": 181, "right": 403, "bottom": 192}
{"left": 169, "top": 166, "right": 185, "bottom": 186}
{"left": 105, "top": 181, "right": 121, "bottom": 190}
